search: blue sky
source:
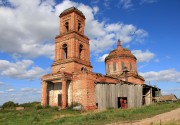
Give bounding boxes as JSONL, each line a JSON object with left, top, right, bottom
{"left": 0, "top": 0, "right": 180, "bottom": 105}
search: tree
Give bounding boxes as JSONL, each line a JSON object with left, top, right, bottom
{"left": 2, "top": 101, "right": 18, "bottom": 109}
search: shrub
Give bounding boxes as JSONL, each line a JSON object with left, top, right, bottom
{"left": 2, "top": 101, "right": 18, "bottom": 109}
{"left": 36, "top": 105, "right": 43, "bottom": 110}
{"left": 20, "top": 102, "right": 40, "bottom": 108}
{"left": 51, "top": 106, "right": 59, "bottom": 111}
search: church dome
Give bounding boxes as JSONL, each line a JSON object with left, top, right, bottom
{"left": 105, "top": 39, "right": 144, "bottom": 84}
{"left": 105, "top": 40, "right": 136, "bottom": 62}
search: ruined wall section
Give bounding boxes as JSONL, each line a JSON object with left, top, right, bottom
{"left": 72, "top": 72, "right": 96, "bottom": 110}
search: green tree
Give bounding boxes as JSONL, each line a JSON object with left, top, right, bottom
{"left": 2, "top": 101, "right": 18, "bottom": 109}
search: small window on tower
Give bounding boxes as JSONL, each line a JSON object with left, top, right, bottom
{"left": 130, "top": 62, "right": 132, "bottom": 70}
{"left": 78, "top": 22, "right": 81, "bottom": 32}
{"left": 63, "top": 44, "right": 68, "bottom": 59}
{"left": 79, "top": 44, "right": 83, "bottom": 59}
{"left": 121, "top": 62, "right": 124, "bottom": 70}
{"left": 107, "top": 64, "right": 110, "bottom": 73}
{"left": 65, "top": 22, "right": 69, "bottom": 32}
{"left": 113, "top": 62, "right": 116, "bottom": 71}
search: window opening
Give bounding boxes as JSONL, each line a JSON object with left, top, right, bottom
{"left": 113, "top": 62, "right": 116, "bottom": 71}
{"left": 63, "top": 44, "right": 67, "bottom": 59}
{"left": 117, "top": 97, "right": 128, "bottom": 109}
{"left": 65, "top": 22, "right": 69, "bottom": 32}
{"left": 121, "top": 62, "right": 124, "bottom": 70}
{"left": 130, "top": 62, "right": 132, "bottom": 70}
{"left": 79, "top": 44, "right": 83, "bottom": 59}
{"left": 78, "top": 22, "right": 81, "bottom": 32}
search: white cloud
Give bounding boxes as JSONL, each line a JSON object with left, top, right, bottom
{"left": 0, "top": 0, "right": 57, "bottom": 58}
{"left": 21, "top": 87, "right": 41, "bottom": 94}
{"left": 0, "top": 0, "right": 148, "bottom": 58}
{"left": 140, "top": 69, "right": 180, "bottom": 83}
{"left": 96, "top": 54, "right": 109, "bottom": 62}
{"left": 91, "top": 0, "right": 100, "bottom": 4}
{"left": 161, "top": 91, "right": 170, "bottom": 95}
{"left": 119, "top": 0, "right": 133, "bottom": 9}
{"left": 0, "top": 91, "right": 5, "bottom": 94}
{"left": 104, "top": 0, "right": 111, "bottom": 7}
{"left": 166, "top": 56, "right": 171, "bottom": 59}
{"left": 0, "top": 82, "right": 5, "bottom": 85}
{"left": 140, "top": 0, "right": 158, "bottom": 4}
{"left": 154, "top": 59, "right": 160, "bottom": 63}
{"left": 93, "top": 6, "right": 99, "bottom": 14}
{"left": 6, "top": 89, "right": 15, "bottom": 92}
{"left": 132, "top": 50, "right": 154, "bottom": 62}
{"left": 0, "top": 59, "right": 47, "bottom": 80}
{"left": 0, "top": 90, "right": 40, "bottom": 105}
{"left": 90, "top": 23, "right": 148, "bottom": 53}
{"left": 166, "top": 88, "right": 180, "bottom": 91}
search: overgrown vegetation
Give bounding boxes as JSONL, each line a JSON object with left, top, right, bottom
{"left": 2, "top": 101, "right": 18, "bottom": 109}
{"left": 19, "top": 101, "right": 40, "bottom": 108}
{"left": 0, "top": 101, "right": 180, "bottom": 125}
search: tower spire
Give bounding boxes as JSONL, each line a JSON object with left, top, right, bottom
{"left": 117, "top": 39, "right": 121, "bottom": 49}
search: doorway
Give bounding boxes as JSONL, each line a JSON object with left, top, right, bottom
{"left": 58, "top": 94, "right": 62, "bottom": 106}
{"left": 117, "top": 97, "right": 128, "bottom": 109}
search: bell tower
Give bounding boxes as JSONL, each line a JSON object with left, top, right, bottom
{"left": 52, "top": 7, "right": 92, "bottom": 74}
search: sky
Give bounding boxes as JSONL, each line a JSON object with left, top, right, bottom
{"left": 0, "top": 0, "right": 180, "bottom": 105}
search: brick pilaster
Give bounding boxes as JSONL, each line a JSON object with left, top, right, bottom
{"left": 41, "top": 81, "right": 47, "bottom": 107}
{"left": 62, "top": 79, "right": 67, "bottom": 109}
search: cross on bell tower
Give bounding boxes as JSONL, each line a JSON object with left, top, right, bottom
{"left": 52, "top": 7, "right": 92, "bottom": 74}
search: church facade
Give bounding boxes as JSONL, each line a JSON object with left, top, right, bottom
{"left": 41, "top": 7, "right": 159, "bottom": 110}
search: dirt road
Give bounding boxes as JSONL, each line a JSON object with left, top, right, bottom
{"left": 109, "top": 108, "right": 180, "bottom": 125}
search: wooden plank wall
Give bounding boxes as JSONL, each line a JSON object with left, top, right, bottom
{"left": 95, "top": 82, "right": 143, "bottom": 110}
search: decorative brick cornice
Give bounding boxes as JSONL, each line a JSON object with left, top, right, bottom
{"left": 52, "top": 58, "right": 92, "bottom": 68}
{"left": 42, "top": 72, "right": 72, "bottom": 81}
{"left": 55, "top": 31, "right": 89, "bottom": 44}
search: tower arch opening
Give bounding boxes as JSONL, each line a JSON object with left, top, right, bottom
{"left": 63, "top": 44, "right": 68, "bottom": 59}
{"left": 79, "top": 44, "right": 83, "bottom": 59}
{"left": 65, "top": 22, "right": 69, "bottom": 32}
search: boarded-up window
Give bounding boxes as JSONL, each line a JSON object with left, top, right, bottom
{"left": 113, "top": 62, "right": 116, "bottom": 71}
{"left": 121, "top": 62, "right": 124, "bottom": 70}
{"left": 130, "top": 62, "right": 132, "bottom": 70}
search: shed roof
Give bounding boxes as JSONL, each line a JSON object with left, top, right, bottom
{"left": 159, "top": 94, "right": 178, "bottom": 101}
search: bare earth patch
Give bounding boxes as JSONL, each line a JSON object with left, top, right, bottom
{"left": 108, "top": 108, "right": 180, "bottom": 125}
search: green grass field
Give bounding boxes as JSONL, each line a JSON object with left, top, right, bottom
{"left": 0, "top": 102, "right": 180, "bottom": 125}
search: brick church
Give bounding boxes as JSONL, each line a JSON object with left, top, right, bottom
{"left": 41, "top": 7, "right": 158, "bottom": 110}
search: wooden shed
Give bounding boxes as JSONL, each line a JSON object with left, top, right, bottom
{"left": 95, "top": 82, "right": 143, "bottom": 110}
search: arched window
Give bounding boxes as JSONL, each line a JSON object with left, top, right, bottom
{"left": 65, "top": 22, "right": 69, "bottom": 32}
{"left": 130, "top": 62, "right": 132, "bottom": 70}
{"left": 63, "top": 44, "right": 67, "bottom": 59}
{"left": 78, "top": 22, "right": 81, "bottom": 32}
{"left": 121, "top": 62, "right": 124, "bottom": 70}
{"left": 79, "top": 44, "right": 83, "bottom": 59}
{"left": 113, "top": 62, "right": 116, "bottom": 71}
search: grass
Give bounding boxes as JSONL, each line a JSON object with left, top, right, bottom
{"left": 0, "top": 101, "right": 180, "bottom": 125}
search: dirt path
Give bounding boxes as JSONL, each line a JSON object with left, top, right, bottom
{"left": 108, "top": 108, "right": 180, "bottom": 125}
